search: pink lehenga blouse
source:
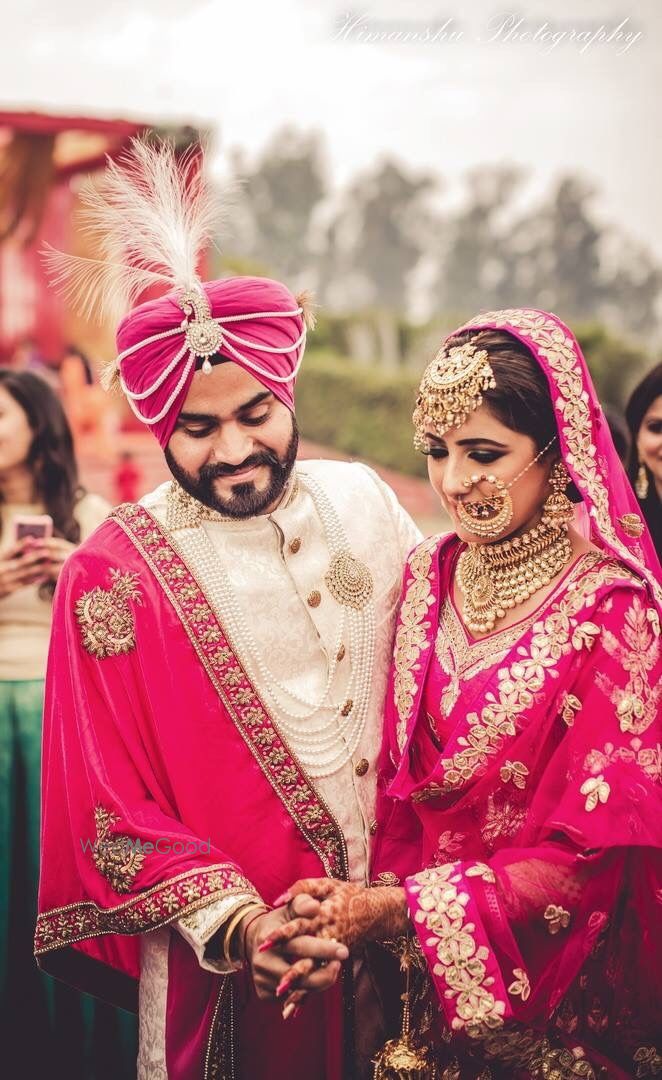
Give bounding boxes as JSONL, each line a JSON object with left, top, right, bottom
{"left": 372, "top": 309, "right": 662, "bottom": 1080}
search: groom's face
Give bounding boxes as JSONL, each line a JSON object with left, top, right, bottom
{"left": 166, "top": 361, "right": 298, "bottom": 518}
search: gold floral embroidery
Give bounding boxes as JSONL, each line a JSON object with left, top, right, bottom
{"left": 560, "top": 692, "right": 582, "bottom": 727}
{"left": 583, "top": 737, "right": 662, "bottom": 786}
{"left": 91, "top": 806, "right": 145, "bottom": 893}
{"left": 480, "top": 793, "right": 527, "bottom": 850}
{"left": 571, "top": 622, "right": 600, "bottom": 651}
{"left": 434, "top": 830, "right": 467, "bottom": 863}
{"left": 394, "top": 537, "right": 439, "bottom": 751}
{"left": 371, "top": 871, "right": 401, "bottom": 887}
{"left": 410, "top": 862, "right": 507, "bottom": 1033}
{"left": 580, "top": 774, "right": 610, "bottom": 812}
{"left": 595, "top": 595, "right": 660, "bottom": 736}
{"left": 466, "top": 863, "right": 496, "bottom": 883}
{"left": 633, "top": 1046, "right": 662, "bottom": 1077}
{"left": 508, "top": 967, "right": 531, "bottom": 1001}
{"left": 477, "top": 1027, "right": 597, "bottom": 1078}
{"left": 499, "top": 761, "right": 529, "bottom": 789}
{"left": 35, "top": 864, "right": 255, "bottom": 955}
{"left": 439, "top": 562, "right": 628, "bottom": 791}
{"left": 544, "top": 903, "right": 571, "bottom": 935}
{"left": 75, "top": 569, "right": 142, "bottom": 659}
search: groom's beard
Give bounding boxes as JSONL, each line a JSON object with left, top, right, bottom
{"left": 165, "top": 420, "right": 299, "bottom": 519}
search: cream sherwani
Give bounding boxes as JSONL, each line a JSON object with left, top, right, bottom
{"left": 136, "top": 459, "right": 421, "bottom": 1077}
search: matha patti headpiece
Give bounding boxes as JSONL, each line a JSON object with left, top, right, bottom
{"left": 413, "top": 341, "right": 496, "bottom": 449}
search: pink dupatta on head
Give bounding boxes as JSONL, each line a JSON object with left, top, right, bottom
{"left": 456, "top": 308, "right": 662, "bottom": 586}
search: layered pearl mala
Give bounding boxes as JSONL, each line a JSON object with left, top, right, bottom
{"left": 457, "top": 516, "right": 572, "bottom": 634}
{"left": 208, "top": 473, "right": 376, "bottom": 778}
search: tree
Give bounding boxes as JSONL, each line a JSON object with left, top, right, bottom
{"left": 432, "top": 165, "right": 524, "bottom": 317}
{"left": 320, "top": 158, "right": 439, "bottom": 313}
{"left": 227, "top": 127, "right": 327, "bottom": 287}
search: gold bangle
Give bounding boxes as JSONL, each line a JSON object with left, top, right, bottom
{"left": 222, "top": 901, "right": 268, "bottom": 965}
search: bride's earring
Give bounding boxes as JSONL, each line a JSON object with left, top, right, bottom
{"left": 542, "top": 461, "right": 574, "bottom": 528}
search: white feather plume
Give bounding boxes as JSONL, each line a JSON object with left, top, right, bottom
{"left": 43, "top": 137, "right": 221, "bottom": 323}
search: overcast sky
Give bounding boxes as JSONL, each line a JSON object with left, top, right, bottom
{"left": 3, "top": 0, "right": 660, "bottom": 254}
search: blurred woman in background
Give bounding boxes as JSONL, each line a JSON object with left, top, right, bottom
{"left": 0, "top": 369, "right": 135, "bottom": 1078}
{"left": 626, "top": 362, "right": 662, "bottom": 559}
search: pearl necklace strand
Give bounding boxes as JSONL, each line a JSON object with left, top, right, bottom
{"left": 179, "top": 471, "right": 376, "bottom": 777}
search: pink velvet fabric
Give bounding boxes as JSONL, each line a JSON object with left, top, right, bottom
{"left": 116, "top": 276, "right": 306, "bottom": 448}
{"left": 36, "top": 510, "right": 347, "bottom": 1079}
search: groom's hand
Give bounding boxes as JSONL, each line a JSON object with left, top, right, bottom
{"left": 240, "top": 895, "right": 349, "bottom": 1000}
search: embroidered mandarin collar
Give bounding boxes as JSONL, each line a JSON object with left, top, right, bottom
{"left": 164, "top": 472, "right": 300, "bottom": 531}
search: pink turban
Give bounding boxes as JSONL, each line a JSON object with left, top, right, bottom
{"left": 115, "top": 276, "right": 308, "bottom": 449}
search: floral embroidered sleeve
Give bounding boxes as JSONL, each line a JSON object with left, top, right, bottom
{"left": 404, "top": 584, "right": 662, "bottom": 1040}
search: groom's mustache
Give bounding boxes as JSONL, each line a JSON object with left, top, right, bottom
{"left": 201, "top": 450, "right": 282, "bottom": 480}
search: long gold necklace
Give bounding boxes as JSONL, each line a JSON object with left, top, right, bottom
{"left": 457, "top": 517, "right": 572, "bottom": 634}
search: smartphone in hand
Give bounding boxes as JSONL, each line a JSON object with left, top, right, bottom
{"left": 11, "top": 514, "right": 54, "bottom": 543}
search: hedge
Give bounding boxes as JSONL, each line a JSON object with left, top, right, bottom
{"left": 296, "top": 350, "right": 425, "bottom": 477}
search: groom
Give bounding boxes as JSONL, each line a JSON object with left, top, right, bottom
{"left": 36, "top": 140, "right": 421, "bottom": 1080}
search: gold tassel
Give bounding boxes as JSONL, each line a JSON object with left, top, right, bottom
{"left": 373, "top": 954, "right": 438, "bottom": 1079}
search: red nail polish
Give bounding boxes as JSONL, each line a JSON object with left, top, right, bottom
{"left": 276, "top": 979, "right": 290, "bottom": 998}
{"left": 258, "top": 938, "right": 274, "bottom": 953}
{"left": 273, "top": 891, "right": 291, "bottom": 906}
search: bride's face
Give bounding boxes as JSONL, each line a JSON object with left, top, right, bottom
{"left": 421, "top": 403, "right": 555, "bottom": 544}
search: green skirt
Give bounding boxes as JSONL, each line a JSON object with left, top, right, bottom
{"left": 0, "top": 678, "right": 138, "bottom": 1078}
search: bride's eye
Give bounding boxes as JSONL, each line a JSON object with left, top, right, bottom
{"left": 420, "top": 445, "right": 447, "bottom": 459}
{"left": 469, "top": 450, "right": 503, "bottom": 464}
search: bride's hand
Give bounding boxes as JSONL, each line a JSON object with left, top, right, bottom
{"left": 263, "top": 881, "right": 408, "bottom": 1013}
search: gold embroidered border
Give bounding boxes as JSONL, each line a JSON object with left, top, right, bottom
{"left": 437, "top": 561, "right": 636, "bottom": 793}
{"left": 204, "top": 978, "right": 236, "bottom": 1080}
{"left": 112, "top": 503, "right": 349, "bottom": 882}
{"left": 35, "top": 864, "right": 255, "bottom": 954}
{"left": 408, "top": 861, "right": 507, "bottom": 1033}
{"left": 394, "top": 536, "right": 441, "bottom": 751}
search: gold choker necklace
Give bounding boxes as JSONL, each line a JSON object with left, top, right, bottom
{"left": 457, "top": 518, "right": 572, "bottom": 634}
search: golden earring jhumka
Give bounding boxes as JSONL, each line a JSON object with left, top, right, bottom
{"left": 636, "top": 462, "right": 649, "bottom": 500}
